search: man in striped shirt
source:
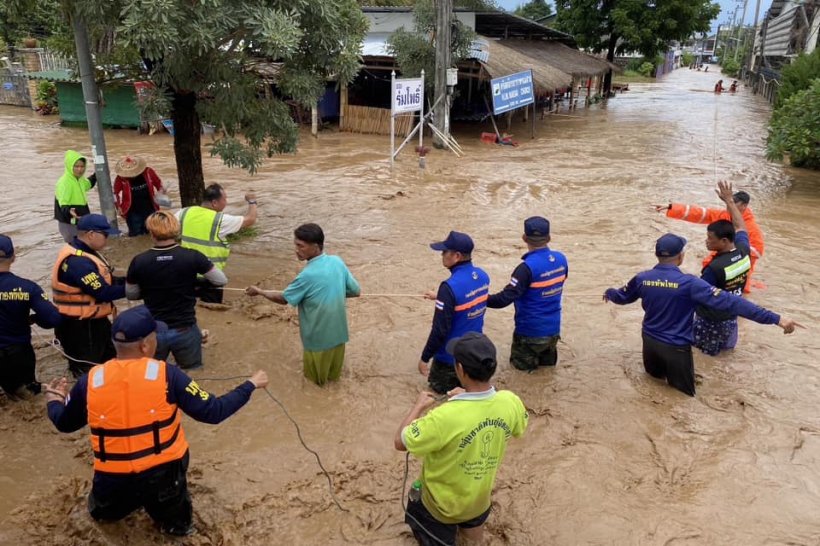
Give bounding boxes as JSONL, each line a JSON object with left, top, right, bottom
{"left": 487, "top": 217, "right": 569, "bottom": 371}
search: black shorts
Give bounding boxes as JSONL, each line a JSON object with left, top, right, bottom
{"left": 55, "top": 317, "right": 116, "bottom": 377}
{"left": 405, "top": 496, "right": 491, "bottom": 546}
{"left": 641, "top": 333, "right": 695, "bottom": 396}
{"left": 427, "top": 359, "right": 461, "bottom": 395}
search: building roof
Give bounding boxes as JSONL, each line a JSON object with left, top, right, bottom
{"left": 26, "top": 69, "right": 77, "bottom": 82}
{"left": 480, "top": 37, "right": 572, "bottom": 92}
{"left": 497, "top": 39, "right": 616, "bottom": 77}
{"left": 474, "top": 11, "right": 575, "bottom": 45}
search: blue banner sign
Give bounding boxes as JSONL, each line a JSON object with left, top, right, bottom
{"left": 490, "top": 70, "right": 534, "bottom": 115}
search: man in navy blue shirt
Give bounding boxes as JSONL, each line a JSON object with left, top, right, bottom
{"left": 52, "top": 214, "right": 126, "bottom": 377}
{"left": 487, "top": 216, "right": 568, "bottom": 371}
{"left": 604, "top": 232, "right": 800, "bottom": 396}
{"left": 0, "top": 235, "right": 61, "bottom": 399}
{"left": 419, "top": 231, "right": 490, "bottom": 394}
{"left": 44, "top": 305, "right": 268, "bottom": 536}
{"left": 694, "top": 181, "right": 754, "bottom": 355}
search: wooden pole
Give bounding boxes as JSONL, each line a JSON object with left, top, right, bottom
{"left": 311, "top": 105, "right": 318, "bottom": 138}
{"left": 433, "top": 0, "right": 452, "bottom": 148}
{"left": 339, "top": 84, "right": 348, "bottom": 131}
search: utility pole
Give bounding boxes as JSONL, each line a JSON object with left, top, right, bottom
{"left": 734, "top": 0, "right": 749, "bottom": 62}
{"left": 71, "top": 13, "right": 119, "bottom": 231}
{"left": 433, "top": 0, "right": 452, "bottom": 149}
{"left": 748, "top": 0, "right": 762, "bottom": 73}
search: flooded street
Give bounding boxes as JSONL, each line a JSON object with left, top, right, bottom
{"left": 1, "top": 66, "right": 819, "bottom": 544}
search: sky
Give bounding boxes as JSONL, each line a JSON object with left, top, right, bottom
{"left": 495, "top": 0, "right": 775, "bottom": 31}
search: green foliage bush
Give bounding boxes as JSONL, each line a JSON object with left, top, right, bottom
{"left": 35, "top": 80, "right": 58, "bottom": 115}
{"left": 681, "top": 52, "right": 695, "bottom": 67}
{"left": 625, "top": 57, "right": 645, "bottom": 72}
{"left": 638, "top": 62, "right": 655, "bottom": 78}
{"left": 721, "top": 58, "right": 741, "bottom": 77}
{"left": 766, "top": 78, "right": 820, "bottom": 169}
{"left": 776, "top": 49, "right": 820, "bottom": 108}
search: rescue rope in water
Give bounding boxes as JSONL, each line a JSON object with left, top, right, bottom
{"left": 219, "top": 287, "right": 604, "bottom": 298}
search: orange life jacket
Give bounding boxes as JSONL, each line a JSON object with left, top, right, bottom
{"left": 51, "top": 244, "right": 115, "bottom": 319}
{"left": 666, "top": 203, "right": 765, "bottom": 262}
{"left": 87, "top": 358, "right": 189, "bottom": 474}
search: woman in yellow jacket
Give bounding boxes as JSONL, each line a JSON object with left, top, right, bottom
{"left": 656, "top": 191, "right": 764, "bottom": 292}
{"left": 54, "top": 150, "right": 97, "bottom": 243}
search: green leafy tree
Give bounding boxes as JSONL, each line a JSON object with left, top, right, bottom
{"left": 766, "top": 78, "right": 820, "bottom": 169}
{"left": 554, "top": 0, "right": 719, "bottom": 92}
{"left": 8, "top": 0, "right": 367, "bottom": 206}
{"left": 514, "top": 0, "right": 553, "bottom": 21}
{"left": 386, "top": 0, "right": 477, "bottom": 92}
{"left": 776, "top": 49, "right": 820, "bottom": 108}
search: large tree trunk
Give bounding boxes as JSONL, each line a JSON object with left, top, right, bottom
{"left": 171, "top": 90, "right": 204, "bottom": 207}
{"left": 603, "top": 33, "right": 619, "bottom": 97}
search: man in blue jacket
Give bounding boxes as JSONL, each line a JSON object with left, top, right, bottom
{"left": 487, "top": 216, "right": 568, "bottom": 371}
{"left": 603, "top": 233, "right": 800, "bottom": 396}
{"left": 418, "top": 231, "right": 490, "bottom": 394}
{"left": 0, "top": 235, "right": 62, "bottom": 399}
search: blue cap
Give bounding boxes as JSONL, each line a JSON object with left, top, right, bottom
{"left": 111, "top": 305, "right": 168, "bottom": 343}
{"left": 0, "top": 235, "right": 13, "bottom": 258}
{"left": 524, "top": 216, "right": 550, "bottom": 238}
{"left": 77, "top": 214, "right": 116, "bottom": 234}
{"left": 430, "top": 231, "right": 474, "bottom": 254}
{"left": 655, "top": 233, "right": 687, "bottom": 257}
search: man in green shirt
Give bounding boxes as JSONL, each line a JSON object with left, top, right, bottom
{"left": 246, "top": 223, "right": 360, "bottom": 385}
{"left": 394, "top": 332, "right": 528, "bottom": 545}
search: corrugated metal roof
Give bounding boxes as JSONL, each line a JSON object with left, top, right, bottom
{"left": 763, "top": 5, "right": 799, "bottom": 56}
{"left": 26, "top": 69, "right": 77, "bottom": 82}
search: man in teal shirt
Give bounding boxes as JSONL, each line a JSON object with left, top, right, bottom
{"left": 247, "top": 223, "right": 360, "bottom": 385}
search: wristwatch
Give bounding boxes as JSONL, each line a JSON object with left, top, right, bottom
{"left": 246, "top": 200, "right": 257, "bottom": 205}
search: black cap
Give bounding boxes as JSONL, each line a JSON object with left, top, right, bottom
{"left": 446, "top": 332, "right": 497, "bottom": 375}
{"left": 655, "top": 233, "right": 687, "bottom": 257}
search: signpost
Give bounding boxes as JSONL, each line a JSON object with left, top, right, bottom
{"left": 390, "top": 71, "right": 425, "bottom": 169}
{"left": 490, "top": 69, "right": 536, "bottom": 139}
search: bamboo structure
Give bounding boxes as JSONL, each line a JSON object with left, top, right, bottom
{"left": 341, "top": 104, "right": 413, "bottom": 136}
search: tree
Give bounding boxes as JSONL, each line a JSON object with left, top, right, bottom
{"left": 776, "top": 49, "right": 820, "bottom": 108}
{"left": 8, "top": 0, "right": 367, "bottom": 207}
{"left": 766, "top": 78, "right": 820, "bottom": 170}
{"left": 554, "top": 0, "right": 719, "bottom": 93}
{"left": 514, "top": 0, "right": 553, "bottom": 21}
{"left": 386, "top": 0, "right": 477, "bottom": 92}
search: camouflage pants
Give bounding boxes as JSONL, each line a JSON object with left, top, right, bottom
{"left": 510, "top": 334, "right": 559, "bottom": 371}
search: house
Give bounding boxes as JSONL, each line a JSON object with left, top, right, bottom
{"left": 341, "top": 7, "right": 615, "bottom": 136}
{"left": 752, "top": 0, "right": 819, "bottom": 72}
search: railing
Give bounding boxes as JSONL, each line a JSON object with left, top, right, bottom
{"left": 37, "top": 50, "right": 72, "bottom": 72}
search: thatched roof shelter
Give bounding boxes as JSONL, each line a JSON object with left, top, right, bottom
{"left": 480, "top": 37, "right": 572, "bottom": 93}
{"left": 499, "top": 40, "right": 617, "bottom": 78}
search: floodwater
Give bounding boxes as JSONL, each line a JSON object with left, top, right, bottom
{"left": 1, "top": 66, "right": 819, "bottom": 545}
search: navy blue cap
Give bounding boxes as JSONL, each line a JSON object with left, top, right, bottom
{"left": 524, "top": 216, "right": 550, "bottom": 238}
{"left": 446, "top": 332, "right": 497, "bottom": 370}
{"left": 77, "top": 214, "right": 116, "bottom": 234}
{"left": 655, "top": 233, "right": 687, "bottom": 257}
{"left": 0, "top": 235, "right": 13, "bottom": 258}
{"left": 112, "top": 305, "right": 168, "bottom": 342}
{"left": 430, "top": 231, "right": 474, "bottom": 254}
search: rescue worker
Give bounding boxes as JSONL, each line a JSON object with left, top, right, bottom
{"left": 487, "top": 216, "right": 568, "bottom": 371}
{"left": 126, "top": 211, "right": 227, "bottom": 370}
{"left": 0, "top": 235, "right": 61, "bottom": 399}
{"left": 729, "top": 80, "right": 738, "bottom": 93}
{"left": 396, "top": 332, "right": 528, "bottom": 546}
{"left": 714, "top": 80, "right": 724, "bottom": 93}
{"left": 52, "top": 214, "right": 125, "bottom": 377}
{"left": 603, "top": 233, "right": 800, "bottom": 396}
{"left": 418, "top": 231, "right": 490, "bottom": 394}
{"left": 45, "top": 305, "right": 269, "bottom": 536}
{"left": 176, "top": 183, "right": 257, "bottom": 303}
{"left": 655, "top": 189, "right": 764, "bottom": 292}
{"left": 694, "top": 181, "right": 753, "bottom": 355}
{"left": 54, "top": 150, "right": 98, "bottom": 243}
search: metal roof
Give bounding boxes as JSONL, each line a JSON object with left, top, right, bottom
{"left": 26, "top": 69, "right": 77, "bottom": 82}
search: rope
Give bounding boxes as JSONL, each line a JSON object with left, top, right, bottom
{"left": 713, "top": 95, "right": 719, "bottom": 182}
{"left": 401, "top": 452, "right": 451, "bottom": 546}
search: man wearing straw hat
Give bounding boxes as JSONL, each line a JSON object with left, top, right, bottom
{"left": 246, "top": 223, "right": 360, "bottom": 385}
{"left": 126, "top": 211, "right": 227, "bottom": 370}
{"left": 486, "top": 216, "right": 569, "bottom": 372}
{"left": 113, "top": 155, "right": 167, "bottom": 237}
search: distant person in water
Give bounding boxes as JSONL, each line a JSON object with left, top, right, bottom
{"left": 714, "top": 80, "right": 724, "bottom": 93}
{"left": 729, "top": 81, "right": 738, "bottom": 93}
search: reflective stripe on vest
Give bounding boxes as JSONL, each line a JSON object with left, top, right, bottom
{"left": 87, "top": 358, "right": 188, "bottom": 474}
{"left": 435, "top": 264, "right": 490, "bottom": 364}
{"left": 514, "top": 248, "right": 567, "bottom": 338}
{"left": 179, "top": 207, "right": 230, "bottom": 269}
{"left": 50, "top": 244, "right": 114, "bottom": 319}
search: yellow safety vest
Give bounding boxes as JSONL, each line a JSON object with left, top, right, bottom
{"left": 178, "top": 206, "right": 230, "bottom": 269}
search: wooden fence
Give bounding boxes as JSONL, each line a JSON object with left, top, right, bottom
{"left": 341, "top": 104, "right": 413, "bottom": 136}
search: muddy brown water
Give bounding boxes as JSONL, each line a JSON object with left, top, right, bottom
{"left": 1, "top": 67, "right": 819, "bottom": 545}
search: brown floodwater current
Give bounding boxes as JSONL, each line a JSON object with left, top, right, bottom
{"left": 1, "top": 67, "right": 819, "bottom": 545}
